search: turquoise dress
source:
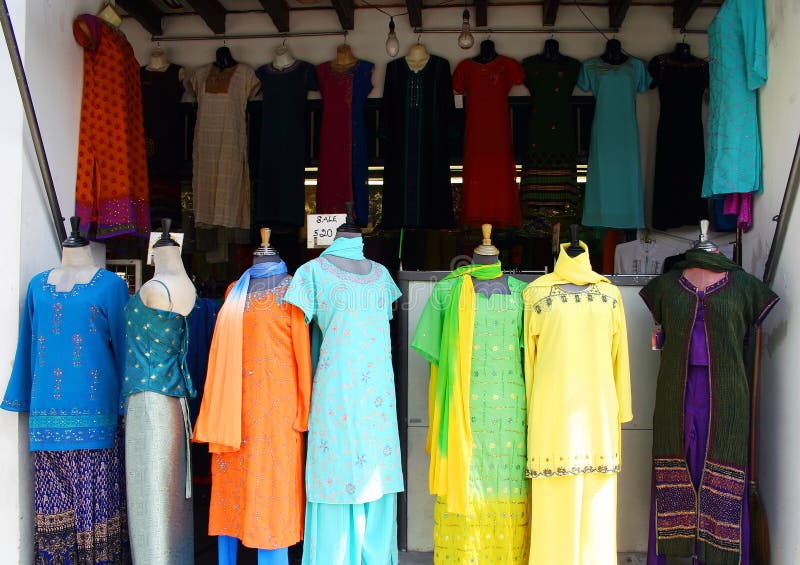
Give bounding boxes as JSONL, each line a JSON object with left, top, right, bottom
{"left": 578, "top": 56, "right": 650, "bottom": 229}
{"left": 702, "top": 0, "right": 767, "bottom": 197}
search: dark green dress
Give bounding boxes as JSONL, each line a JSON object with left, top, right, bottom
{"left": 520, "top": 54, "right": 581, "bottom": 236}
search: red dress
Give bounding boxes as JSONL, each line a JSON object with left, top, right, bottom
{"left": 453, "top": 56, "right": 524, "bottom": 227}
{"left": 73, "top": 15, "right": 149, "bottom": 238}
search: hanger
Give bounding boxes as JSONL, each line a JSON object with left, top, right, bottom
{"left": 417, "top": 34, "right": 422, "bottom": 44}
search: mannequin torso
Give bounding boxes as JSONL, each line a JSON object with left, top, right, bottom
{"left": 405, "top": 43, "right": 431, "bottom": 72}
{"left": 472, "top": 254, "right": 509, "bottom": 297}
{"left": 473, "top": 39, "right": 498, "bottom": 64}
{"left": 248, "top": 255, "right": 290, "bottom": 292}
{"left": 48, "top": 246, "right": 99, "bottom": 292}
{"left": 141, "top": 247, "right": 196, "bottom": 316}
{"left": 214, "top": 46, "right": 237, "bottom": 70}
{"left": 601, "top": 39, "right": 628, "bottom": 65}
{"left": 147, "top": 48, "right": 186, "bottom": 81}
{"left": 682, "top": 267, "right": 727, "bottom": 291}
{"left": 273, "top": 44, "right": 296, "bottom": 70}
{"left": 326, "top": 231, "right": 371, "bottom": 274}
{"left": 332, "top": 44, "right": 357, "bottom": 72}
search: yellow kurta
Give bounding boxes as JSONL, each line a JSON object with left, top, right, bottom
{"left": 522, "top": 243, "right": 632, "bottom": 565}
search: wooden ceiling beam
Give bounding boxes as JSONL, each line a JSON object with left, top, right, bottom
{"left": 185, "top": 0, "right": 226, "bottom": 34}
{"left": 116, "top": 0, "right": 163, "bottom": 36}
{"left": 257, "top": 0, "right": 291, "bottom": 33}
{"left": 406, "top": 0, "right": 423, "bottom": 29}
{"left": 542, "top": 0, "right": 559, "bottom": 27}
{"left": 330, "top": 0, "right": 355, "bottom": 30}
{"left": 475, "top": 0, "right": 487, "bottom": 28}
{"left": 609, "top": 0, "right": 632, "bottom": 29}
{"left": 673, "top": 0, "right": 704, "bottom": 29}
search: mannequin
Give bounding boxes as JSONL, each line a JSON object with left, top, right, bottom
{"left": 543, "top": 37, "right": 561, "bottom": 61}
{"left": 602, "top": 38, "right": 628, "bottom": 65}
{"left": 96, "top": 2, "right": 122, "bottom": 28}
{"left": 249, "top": 228, "right": 289, "bottom": 292}
{"left": 147, "top": 47, "right": 186, "bottom": 80}
{"left": 406, "top": 42, "right": 431, "bottom": 72}
{"left": 561, "top": 224, "right": 589, "bottom": 293}
{"left": 326, "top": 202, "right": 371, "bottom": 274}
{"left": 682, "top": 220, "right": 727, "bottom": 289}
{"left": 215, "top": 46, "right": 238, "bottom": 70}
{"left": 48, "top": 216, "right": 99, "bottom": 292}
{"left": 472, "top": 224, "right": 510, "bottom": 297}
{"left": 332, "top": 43, "right": 357, "bottom": 71}
{"left": 673, "top": 41, "right": 692, "bottom": 61}
{"left": 141, "top": 219, "right": 196, "bottom": 316}
{"left": 273, "top": 42, "right": 296, "bottom": 70}
{"left": 473, "top": 39, "right": 498, "bottom": 64}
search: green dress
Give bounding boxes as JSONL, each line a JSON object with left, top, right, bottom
{"left": 414, "top": 276, "right": 529, "bottom": 564}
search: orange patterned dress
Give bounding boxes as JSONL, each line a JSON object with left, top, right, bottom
{"left": 208, "top": 278, "right": 312, "bottom": 549}
{"left": 73, "top": 15, "right": 149, "bottom": 238}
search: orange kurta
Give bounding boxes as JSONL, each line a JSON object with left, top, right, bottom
{"left": 73, "top": 14, "right": 149, "bottom": 238}
{"left": 208, "top": 278, "right": 312, "bottom": 549}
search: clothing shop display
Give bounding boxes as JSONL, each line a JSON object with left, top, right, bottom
{"left": 648, "top": 53, "right": 709, "bottom": 230}
{"left": 123, "top": 283, "right": 195, "bottom": 565}
{"left": 316, "top": 60, "right": 374, "bottom": 225}
{"left": 578, "top": 56, "right": 651, "bottom": 229}
{"left": 194, "top": 261, "right": 312, "bottom": 551}
{"left": 187, "top": 297, "right": 221, "bottom": 425}
{"left": 640, "top": 250, "right": 778, "bottom": 565}
{"left": 703, "top": 0, "right": 767, "bottom": 198}
{"left": 255, "top": 61, "right": 318, "bottom": 227}
{"left": 614, "top": 238, "right": 684, "bottom": 275}
{"left": 523, "top": 242, "right": 632, "bottom": 564}
{"left": 141, "top": 63, "right": 185, "bottom": 229}
{"left": 381, "top": 55, "right": 456, "bottom": 229}
{"left": 412, "top": 263, "right": 529, "bottom": 564}
{"left": 2, "top": 268, "right": 130, "bottom": 564}
{"left": 190, "top": 62, "right": 260, "bottom": 229}
{"left": 520, "top": 53, "right": 581, "bottom": 235}
{"left": 453, "top": 56, "right": 525, "bottom": 227}
{"left": 73, "top": 14, "right": 149, "bottom": 238}
{"left": 284, "top": 236, "right": 403, "bottom": 564}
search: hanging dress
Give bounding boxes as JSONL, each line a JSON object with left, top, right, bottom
{"left": 73, "top": 14, "right": 149, "bottom": 238}
{"left": 315, "top": 61, "right": 374, "bottom": 225}
{"left": 577, "top": 57, "right": 650, "bottom": 229}
{"left": 255, "top": 61, "right": 318, "bottom": 227}
{"left": 1, "top": 269, "right": 130, "bottom": 564}
{"left": 190, "top": 63, "right": 260, "bottom": 229}
{"left": 381, "top": 55, "right": 456, "bottom": 229}
{"left": 453, "top": 56, "right": 524, "bottom": 227}
{"left": 412, "top": 267, "right": 529, "bottom": 564}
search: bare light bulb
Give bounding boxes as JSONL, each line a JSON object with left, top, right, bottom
{"left": 457, "top": 8, "right": 474, "bottom": 50}
{"left": 386, "top": 17, "right": 400, "bottom": 58}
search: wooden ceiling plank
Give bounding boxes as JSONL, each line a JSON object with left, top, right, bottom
{"left": 406, "top": 0, "right": 422, "bottom": 29}
{"left": 257, "top": 0, "right": 291, "bottom": 33}
{"left": 475, "top": 0, "right": 487, "bottom": 28}
{"left": 116, "top": 0, "right": 163, "bottom": 36}
{"left": 609, "top": 0, "right": 632, "bottom": 29}
{"left": 330, "top": 0, "right": 355, "bottom": 30}
{"left": 185, "top": 0, "right": 226, "bottom": 35}
{"left": 542, "top": 0, "right": 559, "bottom": 27}
{"left": 673, "top": 0, "right": 704, "bottom": 29}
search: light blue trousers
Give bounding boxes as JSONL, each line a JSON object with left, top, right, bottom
{"left": 218, "top": 535, "right": 288, "bottom": 565}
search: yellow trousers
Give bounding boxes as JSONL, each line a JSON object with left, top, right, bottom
{"left": 530, "top": 474, "right": 617, "bottom": 565}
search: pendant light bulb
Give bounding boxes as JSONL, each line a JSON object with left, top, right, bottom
{"left": 386, "top": 17, "right": 400, "bottom": 58}
{"left": 457, "top": 8, "right": 474, "bottom": 50}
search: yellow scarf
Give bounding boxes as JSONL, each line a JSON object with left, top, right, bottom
{"left": 532, "top": 242, "right": 609, "bottom": 287}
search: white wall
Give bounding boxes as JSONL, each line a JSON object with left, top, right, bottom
{"left": 122, "top": 4, "right": 718, "bottom": 229}
{"left": 0, "top": 0, "right": 98, "bottom": 560}
{"left": 744, "top": 1, "right": 800, "bottom": 563}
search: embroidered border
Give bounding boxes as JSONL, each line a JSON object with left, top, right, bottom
{"left": 526, "top": 463, "right": 620, "bottom": 478}
{"left": 698, "top": 459, "right": 745, "bottom": 553}
{"left": 654, "top": 458, "right": 697, "bottom": 541}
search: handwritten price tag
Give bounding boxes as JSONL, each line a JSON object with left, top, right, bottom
{"left": 307, "top": 214, "right": 347, "bottom": 248}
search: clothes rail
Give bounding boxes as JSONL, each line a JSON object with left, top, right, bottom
{"left": 151, "top": 30, "right": 347, "bottom": 42}
{"left": 412, "top": 27, "right": 707, "bottom": 35}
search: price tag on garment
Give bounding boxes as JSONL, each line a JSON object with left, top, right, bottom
{"left": 146, "top": 232, "right": 185, "bottom": 265}
{"left": 454, "top": 94, "right": 464, "bottom": 109}
{"left": 307, "top": 214, "right": 347, "bottom": 248}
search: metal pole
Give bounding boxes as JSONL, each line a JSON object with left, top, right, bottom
{"left": 0, "top": 0, "right": 66, "bottom": 245}
{"left": 763, "top": 132, "right": 800, "bottom": 285}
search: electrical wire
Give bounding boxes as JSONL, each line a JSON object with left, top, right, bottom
{"left": 572, "top": 0, "right": 612, "bottom": 41}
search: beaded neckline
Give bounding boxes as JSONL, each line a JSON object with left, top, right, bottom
{"left": 42, "top": 268, "right": 104, "bottom": 297}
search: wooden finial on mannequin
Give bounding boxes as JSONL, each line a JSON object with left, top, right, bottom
{"left": 261, "top": 227, "right": 271, "bottom": 248}
{"left": 474, "top": 224, "right": 500, "bottom": 256}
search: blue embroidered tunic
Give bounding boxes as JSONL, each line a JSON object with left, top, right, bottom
{"left": 1, "top": 269, "right": 129, "bottom": 451}
{"left": 121, "top": 290, "right": 194, "bottom": 401}
{"left": 284, "top": 257, "right": 404, "bottom": 504}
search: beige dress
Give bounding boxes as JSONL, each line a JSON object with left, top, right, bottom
{"left": 190, "top": 63, "right": 260, "bottom": 229}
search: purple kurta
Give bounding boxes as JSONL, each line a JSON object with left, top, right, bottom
{"left": 648, "top": 290, "right": 750, "bottom": 564}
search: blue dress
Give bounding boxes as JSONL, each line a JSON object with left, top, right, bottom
{"left": 702, "top": 0, "right": 767, "bottom": 197}
{"left": 284, "top": 257, "right": 404, "bottom": 504}
{"left": 578, "top": 56, "right": 651, "bottom": 229}
{"left": 1, "top": 269, "right": 129, "bottom": 451}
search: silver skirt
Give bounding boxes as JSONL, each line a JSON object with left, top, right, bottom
{"left": 125, "top": 392, "right": 194, "bottom": 564}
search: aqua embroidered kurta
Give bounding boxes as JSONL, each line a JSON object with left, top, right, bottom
{"left": 702, "top": 0, "right": 767, "bottom": 197}
{"left": 1, "top": 269, "right": 129, "bottom": 451}
{"left": 284, "top": 257, "right": 404, "bottom": 503}
{"left": 413, "top": 275, "right": 529, "bottom": 564}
